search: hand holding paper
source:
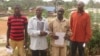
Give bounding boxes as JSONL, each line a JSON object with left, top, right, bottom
{"left": 54, "top": 32, "right": 65, "bottom": 46}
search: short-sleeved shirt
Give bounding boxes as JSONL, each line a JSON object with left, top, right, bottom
{"left": 7, "top": 16, "right": 28, "bottom": 41}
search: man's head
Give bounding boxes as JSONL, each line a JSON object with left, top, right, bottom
{"left": 77, "top": 1, "right": 85, "bottom": 11}
{"left": 57, "top": 7, "right": 64, "bottom": 20}
{"left": 35, "top": 6, "right": 43, "bottom": 17}
{"left": 13, "top": 5, "right": 21, "bottom": 16}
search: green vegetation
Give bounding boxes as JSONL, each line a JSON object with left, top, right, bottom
{"left": 87, "top": 24, "right": 100, "bottom": 55}
{"left": 0, "top": 0, "right": 100, "bottom": 55}
{"left": 87, "top": 12, "right": 100, "bottom": 55}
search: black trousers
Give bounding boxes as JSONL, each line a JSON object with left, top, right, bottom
{"left": 31, "top": 50, "right": 47, "bottom": 56}
{"left": 70, "top": 41, "right": 84, "bottom": 56}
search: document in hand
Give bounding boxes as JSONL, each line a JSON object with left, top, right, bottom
{"left": 55, "top": 32, "right": 65, "bottom": 46}
{"left": 6, "top": 47, "right": 13, "bottom": 54}
{"left": 37, "top": 22, "right": 44, "bottom": 31}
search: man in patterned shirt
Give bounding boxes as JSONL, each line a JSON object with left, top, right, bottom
{"left": 6, "top": 5, "right": 28, "bottom": 56}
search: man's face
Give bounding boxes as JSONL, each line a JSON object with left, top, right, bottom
{"left": 77, "top": 2, "right": 84, "bottom": 10}
{"left": 36, "top": 8, "right": 42, "bottom": 16}
{"left": 14, "top": 7, "right": 21, "bottom": 15}
{"left": 57, "top": 9, "right": 64, "bottom": 17}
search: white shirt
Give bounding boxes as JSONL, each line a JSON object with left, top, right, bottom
{"left": 28, "top": 16, "right": 49, "bottom": 50}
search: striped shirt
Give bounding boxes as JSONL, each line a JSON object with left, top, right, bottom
{"left": 7, "top": 16, "right": 28, "bottom": 41}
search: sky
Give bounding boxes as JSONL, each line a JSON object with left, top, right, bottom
{"left": 5, "top": 0, "right": 100, "bottom": 3}
{"left": 43, "top": 0, "right": 100, "bottom": 4}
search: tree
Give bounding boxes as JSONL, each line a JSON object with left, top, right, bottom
{"left": 72, "top": 0, "right": 77, "bottom": 7}
{"left": 87, "top": 0, "right": 94, "bottom": 8}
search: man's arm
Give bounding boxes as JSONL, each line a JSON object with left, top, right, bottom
{"left": 24, "top": 23, "right": 28, "bottom": 47}
{"left": 27, "top": 18, "right": 40, "bottom": 37}
{"left": 67, "top": 19, "right": 72, "bottom": 36}
{"left": 49, "top": 21, "right": 58, "bottom": 39}
{"left": 85, "top": 15, "right": 92, "bottom": 42}
{"left": 6, "top": 18, "right": 11, "bottom": 48}
{"left": 49, "top": 21, "right": 53, "bottom": 37}
{"left": 64, "top": 20, "right": 72, "bottom": 40}
{"left": 70, "top": 12, "right": 73, "bottom": 30}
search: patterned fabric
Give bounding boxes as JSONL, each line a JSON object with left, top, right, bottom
{"left": 7, "top": 16, "right": 27, "bottom": 41}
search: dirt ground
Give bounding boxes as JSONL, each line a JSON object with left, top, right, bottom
{"left": 0, "top": 17, "right": 8, "bottom": 56}
{"left": 0, "top": 20, "right": 7, "bottom": 35}
{"left": 0, "top": 17, "right": 7, "bottom": 35}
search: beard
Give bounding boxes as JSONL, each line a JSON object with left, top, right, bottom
{"left": 14, "top": 13, "right": 21, "bottom": 17}
{"left": 78, "top": 7, "right": 84, "bottom": 11}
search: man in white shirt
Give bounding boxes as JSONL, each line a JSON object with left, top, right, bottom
{"left": 28, "top": 6, "right": 49, "bottom": 56}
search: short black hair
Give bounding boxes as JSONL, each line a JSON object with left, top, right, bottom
{"left": 13, "top": 5, "right": 21, "bottom": 10}
{"left": 57, "top": 7, "right": 65, "bottom": 12}
{"left": 77, "top": 1, "right": 85, "bottom": 6}
{"left": 36, "top": 6, "right": 43, "bottom": 11}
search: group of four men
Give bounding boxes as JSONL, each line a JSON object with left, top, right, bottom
{"left": 6, "top": 1, "right": 92, "bottom": 56}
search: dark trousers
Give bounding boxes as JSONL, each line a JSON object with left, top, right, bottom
{"left": 70, "top": 41, "right": 84, "bottom": 56}
{"left": 31, "top": 50, "right": 47, "bottom": 56}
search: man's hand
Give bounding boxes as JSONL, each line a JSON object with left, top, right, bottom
{"left": 50, "top": 34, "right": 59, "bottom": 40}
{"left": 6, "top": 42, "right": 10, "bottom": 48}
{"left": 64, "top": 35, "right": 70, "bottom": 40}
{"left": 24, "top": 41, "right": 28, "bottom": 49}
{"left": 40, "top": 31, "right": 47, "bottom": 36}
{"left": 53, "top": 35, "right": 59, "bottom": 40}
{"left": 49, "top": 33, "right": 59, "bottom": 40}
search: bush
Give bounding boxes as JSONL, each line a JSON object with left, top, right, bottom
{"left": 87, "top": 24, "right": 100, "bottom": 55}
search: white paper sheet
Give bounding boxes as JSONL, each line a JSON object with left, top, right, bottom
{"left": 37, "top": 22, "right": 44, "bottom": 31}
{"left": 83, "top": 43, "right": 86, "bottom": 48}
{"left": 6, "top": 47, "right": 13, "bottom": 54}
{"left": 55, "top": 32, "right": 65, "bottom": 46}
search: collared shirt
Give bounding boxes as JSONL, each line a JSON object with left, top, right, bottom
{"left": 49, "top": 18, "right": 69, "bottom": 47}
{"left": 70, "top": 11, "right": 92, "bottom": 42}
{"left": 7, "top": 16, "right": 28, "bottom": 41}
{"left": 28, "top": 16, "right": 49, "bottom": 50}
